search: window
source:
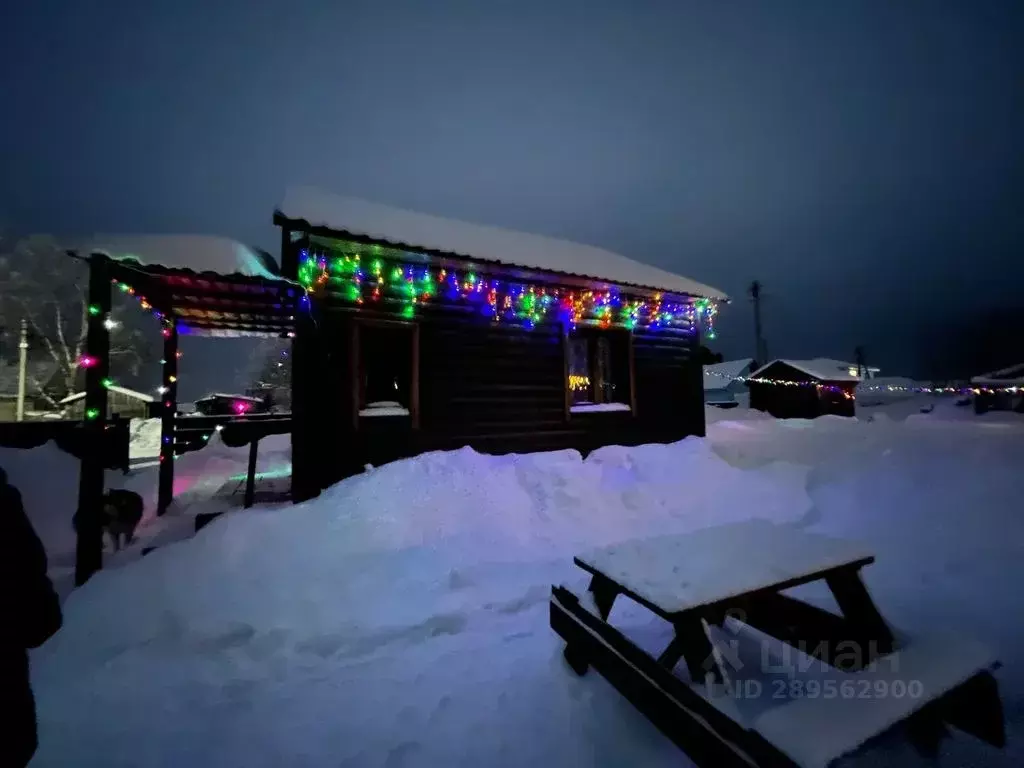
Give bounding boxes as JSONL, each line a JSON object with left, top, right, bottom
{"left": 355, "top": 323, "right": 417, "bottom": 423}
{"left": 567, "top": 330, "right": 632, "bottom": 413}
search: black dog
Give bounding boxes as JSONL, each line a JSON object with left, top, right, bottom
{"left": 72, "top": 489, "right": 144, "bottom": 552}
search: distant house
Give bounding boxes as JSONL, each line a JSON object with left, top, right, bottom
{"left": 60, "top": 385, "right": 153, "bottom": 420}
{"left": 746, "top": 358, "right": 860, "bottom": 419}
{"left": 194, "top": 393, "right": 270, "bottom": 417}
{"left": 971, "top": 363, "right": 1024, "bottom": 414}
{"left": 703, "top": 358, "right": 754, "bottom": 406}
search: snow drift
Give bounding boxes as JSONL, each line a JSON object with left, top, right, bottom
{"left": 26, "top": 412, "right": 1024, "bottom": 767}
{"left": 33, "top": 438, "right": 810, "bottom": 680}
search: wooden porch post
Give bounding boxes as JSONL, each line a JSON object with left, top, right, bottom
{"left": 74, "top": 255, "right": 111, "bottom": 586}
{"left": 157, "top": 322, "right": 178, "bottom": 514}
{"left": 690, "top": 314, "right": 706, "bottom": 437}
{"left": 286, "top": 231, "right": 322, "bottom": 503}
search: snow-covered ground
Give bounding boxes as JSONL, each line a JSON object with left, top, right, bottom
{"left": 0, "top": 430, "right": 292, "bottom": 598}
{"left": 129, "top": 417, "right": 163, "bottom": 462}
{"left": 20, "top": 398, "right": 1024, "bottom": 766}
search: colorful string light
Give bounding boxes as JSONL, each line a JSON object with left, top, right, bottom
{"left": 297, "top": 247, "right": 717, "bottom": 333}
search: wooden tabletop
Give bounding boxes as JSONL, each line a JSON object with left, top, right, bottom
{"left": 575, "top": 520, "right": 874, "bottom": 617}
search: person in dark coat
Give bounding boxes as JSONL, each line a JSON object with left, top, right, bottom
{"left": 0, "top": 466, "right": 63, "bottom": 768}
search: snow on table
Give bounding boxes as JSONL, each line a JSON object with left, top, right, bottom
{"left": 753, "top": 633, "right": 998, "bottom": 768}
{"left": 575, "top": 520, "right": 873, "bottom": 615}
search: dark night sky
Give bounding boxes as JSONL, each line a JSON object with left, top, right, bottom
{"left": 3, "top": 0, "right": 1023, "bottom": 392}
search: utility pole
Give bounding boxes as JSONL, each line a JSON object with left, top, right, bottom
{"left": 854, "top": 345, "right": 866, "bottom": 379}
{"left": 16, "top": 318, "right": 28, "bottom": 421}
{"left": 749, "top": 280, "right": 768, "bottom": 364}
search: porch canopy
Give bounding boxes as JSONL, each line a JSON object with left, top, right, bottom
{"left": 67, "top": 235, "right": 299, "bottom": 588}
{"left": 71, "top": 234, "right": 299, "bottom": 337}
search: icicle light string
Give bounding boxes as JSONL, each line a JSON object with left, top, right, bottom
{"left": 297, "top": 247, "right": 718, "bottom": 333}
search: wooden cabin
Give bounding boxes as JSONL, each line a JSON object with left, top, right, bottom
{"left": 275, "top": 189, "right": 727, "bottom": 501}
{"left": 746, "top": 359, "right": 858, "bottom": 419}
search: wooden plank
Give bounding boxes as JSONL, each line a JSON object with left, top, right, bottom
{"left": 75, "top": 255, "right": 111, "bottom": 586}
{"left": 724, "top": 592, "right": 880, "bottom": 671}
{"left": 350, "top": 321, "right": 360, "bottom": 431}
{"left": 353, "top": 316, "right": 417, "bottom": 330}
{"left": 562, "top": 324, "right": 571, "bottom": 420}
{"left": 937, "top": 670, "right": 1005, "bottom": 747}
{"left": 825, "top": 570, "right": 895, "bottom": 654}
{"left": 550, "top": 587, "right": 788, "bottom": 768}
{"left": 157, "top": 324, "right": 178, "bottom": 515}
{"left": 574, "top": 522, "right": 876, "bottom": 611}
{"left": 587, "top": 573, "right": 619, "bottom": 620}
{"left": 628, "top": 332, "right": 638, "bottom": 415}
{"left": 661, "top": 618, "right": 722, "bottom": 683}
{"left": 243, "top": 439, "right": 259, "bottom": 509}
{"left": 753, "top": 636, "right": 1000, "bottom": 768}
{"left": 289, "top": 289, "right": 322, "bottom": 503}
{"left": 411, "top": 322, "right": 421, "bottom": 429}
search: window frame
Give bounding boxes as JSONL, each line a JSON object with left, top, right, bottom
{"left": 350, "top": 318, "right": 420, "bottom": 430}
{"left": 563, "top": 326, "right": 636, "bottom": 417}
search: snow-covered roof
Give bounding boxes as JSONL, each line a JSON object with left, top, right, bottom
{"left": 195, "top": 393, "right": 264, "bottom": 403}
{"left": 971, "top": 362, "right": 1024, "bottom": 386}
{"left": 747, "top": 358, "right": 864, "bottom": 382}
{"left": 279, "top": 186, "right": 728, "bottom": 300}
{"left": 59, "top": 385, "right": 154, "bottom": 405}
{"left": 75, "top": 235, "right": 282, "bottom": 281}
{"left": 703, "top": 358, "right": 754, "bottom": 390}
{"left": 813, "top": 358, "right": 881, "bottom": 375}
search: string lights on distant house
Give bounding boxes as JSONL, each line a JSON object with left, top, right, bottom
{"left": 703, "top": 368, "right": 1022, "bottom": 394}
{"left": 297, "top": 246, "right": 720, "bottom": 335}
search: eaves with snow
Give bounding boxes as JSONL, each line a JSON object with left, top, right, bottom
{"left": 971, "top": 362, "right": 1024, "bottom": 386}
{"left": 277, "top": 186, "right": 728, "bottom": 301}
{"left": 72, "top": 234, "right": 282, "bottom": 282}
{"left": 747, "top": 358, "right": 866, "bottom": 383}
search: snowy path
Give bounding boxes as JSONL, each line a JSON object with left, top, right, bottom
{"left": 24, "top": 405, "right": 1024, "bottom": 766}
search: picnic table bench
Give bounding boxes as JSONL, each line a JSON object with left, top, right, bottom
{"left": 550, "top": 520, "right": 1004, "bottom": 768}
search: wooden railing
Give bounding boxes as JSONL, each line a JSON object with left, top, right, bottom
{"left": 170, "top": 412, "right": 292, "bottom": 509}
{"left": 0, "top": 417, "right": 130, "bottom": 471}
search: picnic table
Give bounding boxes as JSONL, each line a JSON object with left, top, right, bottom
{"left": 550, "top": 520, "right": 1004, "bottom": 768}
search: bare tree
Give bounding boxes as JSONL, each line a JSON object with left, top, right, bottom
{"left": 246, "top": 337, "right": 292, "bottom": 411}
{"left": 0, "top": 234, "right": 154, "bottom": 407}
